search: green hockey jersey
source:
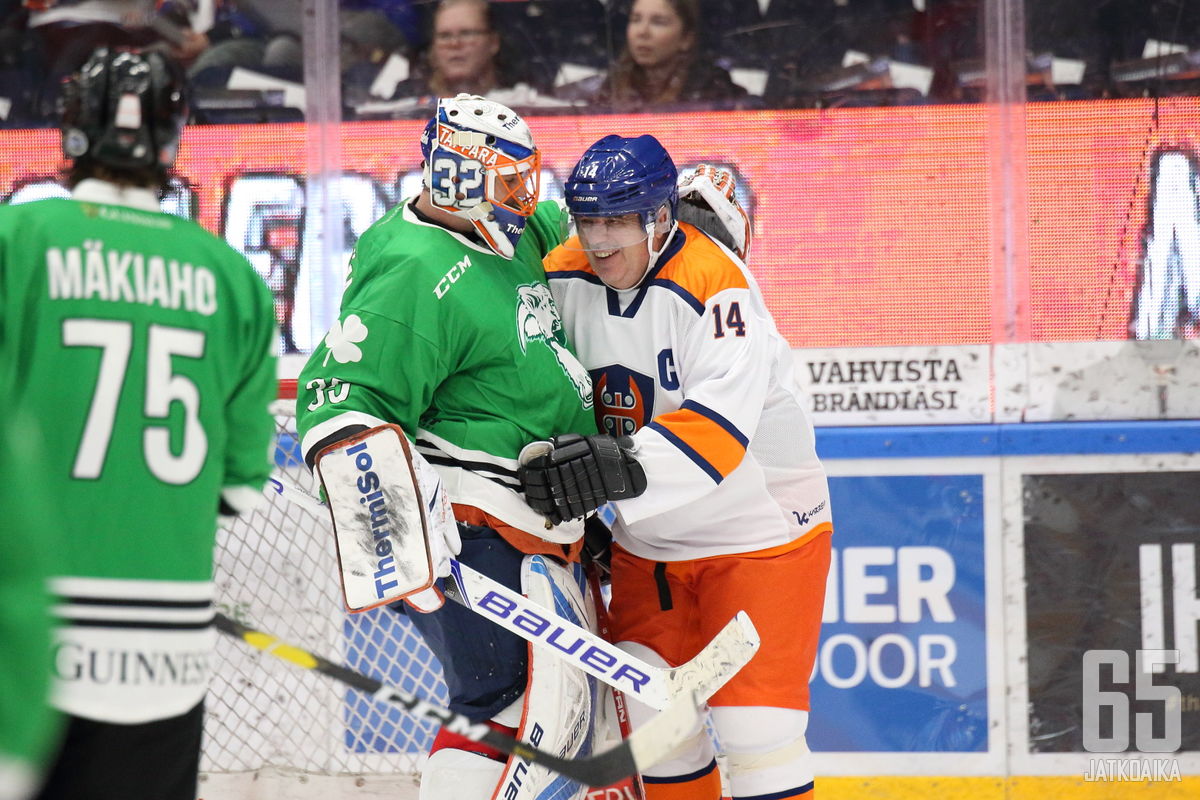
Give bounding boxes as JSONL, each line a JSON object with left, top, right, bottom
{"left": 0, "top": 405, "right": 61, "bottom": 792}
{"left": 297, "top": 199, "right": 597, "bottom": 542}
{"left": 0, "top": 181, "right": 277, "bottom": 722}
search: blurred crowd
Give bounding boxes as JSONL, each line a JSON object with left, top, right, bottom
{"left": 1, "top": 0, "right": 1198, "bottom": 126}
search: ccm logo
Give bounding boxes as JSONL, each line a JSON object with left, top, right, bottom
{"left": 477, "top": 591, "right": 650, "bottom": 694}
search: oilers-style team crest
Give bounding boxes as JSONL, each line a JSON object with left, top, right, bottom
{"left": 591, "top": 365, "right": 654, "bottom": 437}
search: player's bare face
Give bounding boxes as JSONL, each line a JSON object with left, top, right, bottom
{"left": 576, "top": 214, "right": 652, "bottom": 289}
{"left": 432, "top": 2, "right": 499, "bottom": 86}
{"left": 626, "top": 0, "right": 694, "bottom": 70}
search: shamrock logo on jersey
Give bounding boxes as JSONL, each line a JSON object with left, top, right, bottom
{"left": 322, "top": 314, "right": 369, "bottom": 366}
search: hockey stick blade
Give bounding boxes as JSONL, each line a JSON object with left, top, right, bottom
{"left": 214, "top": 612, "right": 700, "bottom": 787}
{"left": 268, "top": 473, "right": 761, "bottom": 709}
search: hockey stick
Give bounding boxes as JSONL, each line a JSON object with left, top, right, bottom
{"left": 269, "top": 473, "right": 761, "bottom": 710}
{"left": 214, "top": 612, "right": 699, "bottom": 788}
{"left": 585, "top": 564, "right": 647, "bottom": 800}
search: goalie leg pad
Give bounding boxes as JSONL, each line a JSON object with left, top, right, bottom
{"left": 419, "top": 747, "right": 506, "bottom": 800}
{"left": 490, "top": 555, "right": 602, "bottom": 800}
{"left": 711, "top": 707, "right": 813, "bottom": 798}
{"left": 429, "top": 718, "right": 516, "bottom": 763}
{"left": 316, "top": 424, "right": 458, "bottom": 611}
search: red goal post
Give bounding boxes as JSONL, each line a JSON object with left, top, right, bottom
{"left": 202, "top": 380, "right": 443, "bottom": 799}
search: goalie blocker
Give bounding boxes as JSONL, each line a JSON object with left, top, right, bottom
{"left": 315, "top": 424, "right": 459, "bottom": 612}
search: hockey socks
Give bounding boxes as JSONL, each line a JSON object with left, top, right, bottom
{"left": 728, "top": 784, "right": 814, "bottom": 799}
{"left": 642, "top": 758, "right": 722, "bottom": 800}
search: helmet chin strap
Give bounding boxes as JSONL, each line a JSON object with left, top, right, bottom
{"left": 632, "top": 217, "right": 678, "bottom": 289}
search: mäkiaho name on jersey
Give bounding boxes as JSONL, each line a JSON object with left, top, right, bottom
{"left": 806, "top": 358, "right": 963, "bottom": 413}
{"left": 46, "top": 241, "right": 218, "bottom": 315}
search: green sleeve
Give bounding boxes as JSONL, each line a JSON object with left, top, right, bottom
{"left": 525, "top": 199, "right": 569, "bottom": 258}
{"left": 296, "top": 303, "right": 452, "bottom": 450}
{"left": 0, "top": 210, "right": 59, "bottom": 775}
{"left": 0, "top": 408, "right": 62, "bottom": 780}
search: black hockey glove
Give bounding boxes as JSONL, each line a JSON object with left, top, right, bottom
{"left": 519, "top": 433, "right": 647, "bottom": 524}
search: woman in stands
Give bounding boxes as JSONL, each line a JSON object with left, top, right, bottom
{"left": 563, "top": 0, "right": 749, "bottom": 111}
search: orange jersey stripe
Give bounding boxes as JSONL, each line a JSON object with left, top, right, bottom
{"left": 651, "top": 404, "right": 747, "bottom": 481}
{"left": 542, "top": 236, "right": 595, "bottom": 276}
{"left": 653, "top": 222, "right": 748, "bottom": 305}
{"left": 543, "top": 226, "right": 748, "bottom": 301}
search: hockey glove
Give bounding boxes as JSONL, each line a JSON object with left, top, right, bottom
{"left": 519, "top": 434, "right": 647, "bottom": 524}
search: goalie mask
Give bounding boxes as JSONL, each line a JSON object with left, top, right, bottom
{"left": 563, "top": 134, "right": 678, "bottom": 288}
{"left": 420, "top": 94, "right": 541, "bottom": 259}
{"left": 60, "top": 47, "right": 188, "bottom": 171}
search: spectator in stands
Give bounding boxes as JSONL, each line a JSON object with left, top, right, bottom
{"left": 189, "top": 0, "right": 418, "bottom": 84}
{"left": 557, "top": 0, "right": 748, "bottom": 112}
{"left": 340, "top": 0, "right": 420, "bottom": 91}
{"left": 403, "top": 0, "right": 510, "bottom": 97}
{"left": 375, "top": 0, "right": 564, "bottom": 114}
{"left": 341, "top": 0, "right": 422, "bottom": 52}
{"left": 28, "top": 0, "right": 206, "bottom": 69}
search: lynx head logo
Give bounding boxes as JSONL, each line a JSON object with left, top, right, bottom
{"left": 515, "top": 284, "right": 592, "bottom": 408}
{"left": 516, "top": 284, "right": 561, "bottom": 352}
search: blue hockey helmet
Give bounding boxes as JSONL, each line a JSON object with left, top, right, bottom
{"left": 60, "top": 47, "right": 188, "bottom": 171}
{"left": 564, "top": 134, "right": 678, "bottom": 226}
{"left": 420, "top": 93, "right": 541, "bottom": 259}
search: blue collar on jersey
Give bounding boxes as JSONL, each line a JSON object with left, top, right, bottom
{"left": 605, "top": 227, "right": 698, "bottom": 319}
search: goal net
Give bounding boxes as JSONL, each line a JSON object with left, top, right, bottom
{"left": 201, "top": 381, "right": 442, "bottom": 798}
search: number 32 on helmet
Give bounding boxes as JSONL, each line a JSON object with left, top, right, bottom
{"left": 420, "top": 94, "right": 541, "bottom": 259}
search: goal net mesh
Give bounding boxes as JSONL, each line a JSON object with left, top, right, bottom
{"left": 202, "top": 384, "right": 446, "bottom": 787}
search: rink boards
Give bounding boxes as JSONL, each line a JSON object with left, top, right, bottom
{"left": 250, "top": 419, "right": 1200, "bottom": 798}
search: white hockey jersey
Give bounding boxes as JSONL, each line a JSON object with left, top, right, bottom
{"left": 544, "top": 222, "right": 832, "bottom": 562}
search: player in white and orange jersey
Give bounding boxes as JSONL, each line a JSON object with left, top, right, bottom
{"left": 519, "top": 135, "right": 832, "bottom": 800}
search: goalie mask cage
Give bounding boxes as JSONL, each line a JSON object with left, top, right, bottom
{"left": 202, "top": 380, "right": 440, "bottom": 799}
